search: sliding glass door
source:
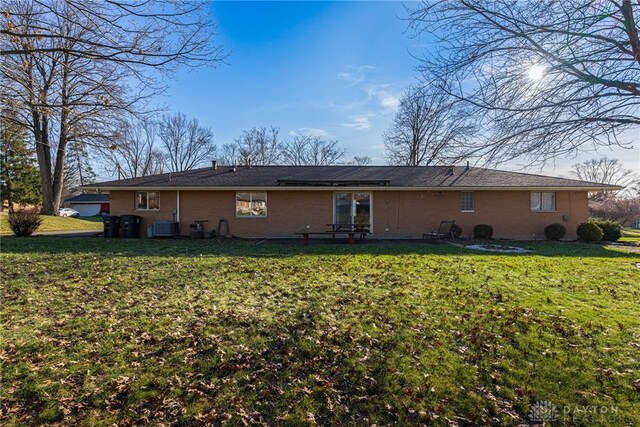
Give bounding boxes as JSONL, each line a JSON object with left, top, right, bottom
{"left": 334, "top": 193, "right": 371, "bottom": 230}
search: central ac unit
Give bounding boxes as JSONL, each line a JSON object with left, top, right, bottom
{"left": 153, "top": 221, "right": 180, "bottom": 237}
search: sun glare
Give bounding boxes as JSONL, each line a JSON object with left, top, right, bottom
{"left": 527, "top": 64, "right": 546, "bottom": 82}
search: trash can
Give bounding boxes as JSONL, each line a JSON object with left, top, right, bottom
{"left": 120, "top": 215, "right": 142, "bottom": 238}
{"left": 103, "top": 215, "right": 121, "bottom": 238}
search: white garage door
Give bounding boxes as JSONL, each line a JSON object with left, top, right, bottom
{"left": 73, "top": 204, "right": 101, "bottom": 216}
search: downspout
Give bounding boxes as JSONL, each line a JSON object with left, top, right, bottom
{"left": 176, "top": 190, "right": 181, "bottom": 223}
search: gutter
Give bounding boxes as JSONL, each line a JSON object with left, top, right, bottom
{"left": 82, "top": 185, "right": 623, "bottom": 192}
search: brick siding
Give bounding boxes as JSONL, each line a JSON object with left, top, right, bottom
{"left": 109, "top": 189, "right": 587, "bottom": 240}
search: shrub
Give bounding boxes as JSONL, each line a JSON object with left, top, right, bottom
{"left": 576, "top": 222, "right": 603, "bottom": 243}
{"left": 544, "top": 223, "right": 566, "bottom": 241}
{"left": 451, "top": 223, "right": 462, "bottom": 238}
{"left": 589, "top": 219, "right": 622, "bottom": 242}
{"left": 8, "top": 208, "right": 42, "bottom": 237}
{"left": 473, "top": 224, "right": 493, "bottom": 239}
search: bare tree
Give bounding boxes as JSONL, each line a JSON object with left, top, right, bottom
{"left": 348, "top": 156, "right": 373, "bottom": 166}
{"left": 383, "top": 85, "right": 473, "bottom": 166}
{"left": 590, "top": 193, "right": 640, "bottom": 226}
{"left": 218, "top": 143, "right": 241, "bottom": 166}
{"left": 1, "top": 0, "right": 224, "bottom": 213}
{"left": 65, "top": 140, "right": 96, "bottom": 192}
{"left": 102, "top": 119, "right": 164, "bottom": 179}
{"left": 2, "top": 1, "right": 222, "bottom": 65}
{"left": 571, "top": 157, "right": 637, "bottom": 187}
{"left": 235, "top": 127, "right": 281, "bottom": 166}
{"left": 571, "top": 157, "right": 638, "bottom": 201}
{"left": 407, "top": 0, "right": 640, "bottom": 164}
{"left": 158, "top": 113, "right": 215, "bottom": 172}
{"left": 281, "top": 135, "right": 346, "bottom": 165}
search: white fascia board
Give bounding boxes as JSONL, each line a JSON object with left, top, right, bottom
{"left": 83, "top": 185, "right": 622, "bottom": 192}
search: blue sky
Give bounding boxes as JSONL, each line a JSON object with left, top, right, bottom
{"left": 163, "top": 1, "right": 639, "bottom": 175}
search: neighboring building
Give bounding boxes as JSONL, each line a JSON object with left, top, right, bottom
{"left": 64, "top": 193, "right": 110, "bottom": 216}
{"left": 85, "top": 165, "right": 620, "bottom": 239}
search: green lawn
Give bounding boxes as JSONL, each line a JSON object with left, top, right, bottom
{"left": 0, "top": 214, "right": 102, "bottom": 235}
{"left": 621, "top": 227, "right": 640, "bottom": 243}
{"left": 1, "top": 238, "right": 639, "bottom": 426}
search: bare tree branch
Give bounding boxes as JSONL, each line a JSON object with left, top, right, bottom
{"left": 383, "top": 84, "right": 474, "bottom": 166}
{"left": 1, "top": 0, "right": 224, "bottom": 213}
{"left": 234, "top": 127, "right": 281, "bottom": 166}
{"left": 348, "top": 156, "right": 372, "bottom": 166}
{"left": 280, "top": 135, "right": 346, "bottom": 165}
{"left": 101, "top": 118, "right": 164, "bottom": 179}
{"left": 158, "top": 112, "right": 215, "bottom": 172}
{"left": 406, "top": 0, "right": 640, "bottom": 165}
{"left": 570, "top": 156, "right": 638, "bottom": 200}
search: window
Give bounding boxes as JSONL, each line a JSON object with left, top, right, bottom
{"left": 236, "top": 192, "right": 267, "bottom": 217}
{"left": 461, "top": 192, "right": 474, "bottom": 212}
{"left": 531, "top": 191, "right": 556, "bottom": 211}
{"left": 135, "top": 191, "right": 160, "bottom": 210}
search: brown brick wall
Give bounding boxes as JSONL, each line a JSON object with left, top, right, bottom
{"left": 109, "top": 189, "right": 587, "bottom": 239}
{"left": 372, "top": 190, "right": 587, "bottom": 239}
{"left": 109, "top": 190, "right": 178, "bottom": 234}
{"left": 178, "top": 190, "right": 333, "bottom": 236}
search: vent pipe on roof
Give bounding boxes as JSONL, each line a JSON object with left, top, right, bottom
{"left": 447, "top": 167, "right": 454, "bottom": 175}
{"left": 247, "top": 159, "right": 252, "bottom": 168}
{"left": 212, "top": 160, "right": 218, "bottom": 170}
{"left": 466, "top": 161, "right": 470, "bottom": 170}
{"left": 229, "top": 166, "right": 237, "bottom": 172}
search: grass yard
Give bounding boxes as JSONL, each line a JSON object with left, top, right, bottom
{"left": 621, "top": 227, "right": 640, "bottom": 243}
{"left": 1, "top": 238, "right": 639, "bottom": 426}
{"left": 0, "top": 215, "right": 102, "bottom": 235}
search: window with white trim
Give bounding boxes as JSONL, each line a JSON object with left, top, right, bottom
{"left": 530, "top": 191, "right": 556, "bottom": 211}
{"left": 236, "top": 192, "right": 267, "bottom": 217}
{"left": 461, "top": 191, "right": 474, "bottom": 212}
{"left": 135, "top": 191, "right": 160, "bottom": 210}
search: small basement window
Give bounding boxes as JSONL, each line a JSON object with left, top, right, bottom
{"left": 530, "top": 191, "right": 555, "bottom": 212}
{"left": 236, "top": 192, "right": 267, "bottom": 217}
{"left": 135, "top": 191, "right": 160, "bottom": 211}
{"left": 461, "top": 191, "right": 474, "bottom": 212}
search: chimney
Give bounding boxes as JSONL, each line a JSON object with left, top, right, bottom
{"left": 212, "top": 160, "right": 218, "bottom": 170}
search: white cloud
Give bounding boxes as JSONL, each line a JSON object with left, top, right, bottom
{"left": 378, "top": 92, "right": 401, "bottom": 111}
{"left": 288, "top": 127, "right": 331, "bottom": 137}
{"left": 337, "top": 72, "right": 360, "bottom": 84}
{"left": 342, "top": 114, "right": 373, "bottom": 130}
{"left": 366, "top": 84, "right": 401, "bottom": 113}
{"left": 301, "top": 127, "right": 329, "bottom": 137}
{"left": 337, "top": 65, "right": 377, "bottom": 85}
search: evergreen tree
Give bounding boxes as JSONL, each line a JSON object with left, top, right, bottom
{"left": 0, "top": 116, "right": 41, "bottom": 209}
{"left": 63, "top": 141, "right": 97, "bottom": 201}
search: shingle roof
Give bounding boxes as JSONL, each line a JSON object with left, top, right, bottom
{"left": 86, "top": 165, "right": 621, "bottom": 190}
{"left": 65, "top": 193, "right": 110, "bottom": 203}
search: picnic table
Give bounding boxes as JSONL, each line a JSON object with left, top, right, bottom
{"left": 295, "top": 223, "right": 370, "bottom": 245}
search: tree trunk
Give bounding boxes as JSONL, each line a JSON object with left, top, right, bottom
{"left": 52, "top": 55, "right": 71, "bottom": 213}
{"left": 52, "top": 128, "right": 67, "bottom": 213}
{"left": 32, "top": 112, "right": 56, "bottom": 214}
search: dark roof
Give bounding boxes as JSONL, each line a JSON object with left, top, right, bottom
{"left": 86, "top": 165, "right": 621, "bottom": 190}
{"left": 65, "top": 193, "right": 110, "bottom": 203}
